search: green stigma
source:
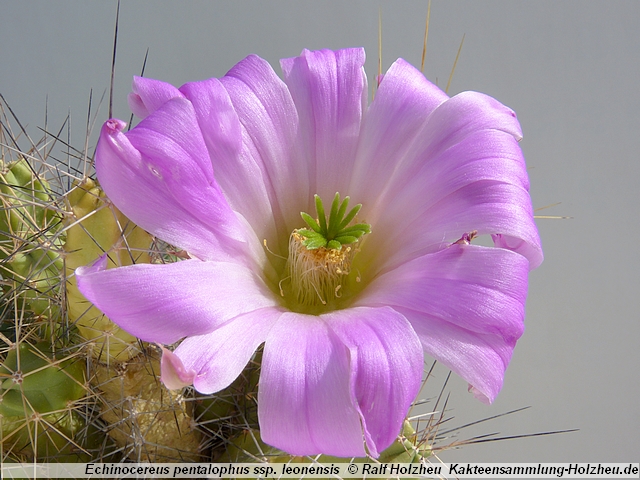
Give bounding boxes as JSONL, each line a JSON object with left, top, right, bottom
{"left": 297, "top": 193, "right": 371, "bottom": 250}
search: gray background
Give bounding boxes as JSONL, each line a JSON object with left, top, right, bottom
{"left": 2, "top": 0, "right": 638, "bottom": 464}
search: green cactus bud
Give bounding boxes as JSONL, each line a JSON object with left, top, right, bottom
{"left": 64, "top": 177, "right": 152, "bottom": 362}
{"left": 0, "top": 341, "right": 85, "bottom": 417}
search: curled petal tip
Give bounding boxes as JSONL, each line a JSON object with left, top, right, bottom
{"left": 160, "top": 346, "right": 197, "bottom": 390}
{"left": 75, "top": 254, "right": 108, "bottom": 277}
{"left": 104, "top": 118, "right": 127, "bottom": 134}
{"left": 468, "top": 384, "right": 493, "bottom": 405}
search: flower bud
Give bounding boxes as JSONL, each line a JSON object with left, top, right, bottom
{"left": 377, "top": 420, "right": 431, "bottom": 463}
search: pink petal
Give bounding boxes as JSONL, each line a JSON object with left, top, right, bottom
{"left": 280, "top": 48, "right": 367, "bottom": 202}
{"left": 358, "top": 244, "right": 530, "bottom": 403}
{"left": 160, "top": 347, "right": 197, "bottom": 390}
{"left": 172, "top": 307, "right": 282, "bottom": 394}
{"left": 75, "top": 257, "right": 277, "bottom": 345}
{"left": 403, "top": 309, "right": 514, "bottom": 404}
{"left": 493, "top": 232, "right": 543, "bottom": 271}
{"left": 96, "top": 100, "right": 254, "bottom": 264}
{"left": 219, "top": 55, "right": 308, "bottom": 245}
{"left": 259, "top": 313, "right": 365, "bottom": 457}
{"left": 324, "top": 307, "right": 423, "bottom": 457}
{"left": 358, "top": 92, "right": 541, "bottom": 278}
{"left": 361, "top": 244, "right": 528, "bottom": 338}
{"left": 180, "top": 76, "right": 281, "bottom": 247}
{"left": 350, "top": 58, "right": 448, "bottom": 209}
{"left": 408, "top": 180, "right": 541, "bottom": 268}
{"left": 127, "top": 76, "right": 184, "bottom": 119}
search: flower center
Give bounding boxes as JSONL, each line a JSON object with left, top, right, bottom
{"left": 282, "top": 193, "right": 371, "bottom": 314}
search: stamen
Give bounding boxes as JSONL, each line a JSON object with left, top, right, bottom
{"left": 286, "top": 231, "right": 357, "bottom": 307}
{"left": 278, "top": 276, "right": 289, "bottom": 297}
{"left": 263, "top": 239, "right": 287, "bottom": 260}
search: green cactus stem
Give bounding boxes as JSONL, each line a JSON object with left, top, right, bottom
{"left": 0, "top": 340, "right": 92, "bottom": 461}
{"left": 4, "top": 248, "right": 63, "bottom": 318}
{"left": 0, "top": 341, "right": 85, "bottom": 416}
{"left": 0, "top": 158, "right": 59, "bottom": 242}
{"left": 195, "top": 350, "right": 261, "bottom": 459}
{"left": 0, "top": 409, "right": 100, "bottom": 462}
{"left": 219, "top": 421, "right": 430, "bottom": 473}
{"left": 1, "top": 158, "right": 63, "bottom": 317}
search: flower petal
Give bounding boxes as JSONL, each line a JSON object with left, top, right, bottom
{"left": 219, "top": 55, "right": 307, "bottom": 248}
{"left": 160, "top": 347, "right": 197, "bottom": 390}
{"left": 358, "top": 245, "right": 530, "bottom": 403}
{"left": 359, "top": 92, "right": 542, "bottom": 277}
{"left": 402, "top": 309, "right": 514, "bottom": 404}
{"left": 75, "top": 257, "right": 277, "bottom": 345}
{"left": 360, "top": 245, "right": 528, "bottom": 338}
{"left": 259, "top": 313, "right": 365, "bottom": 457}
{"left": 128, "top": 76, "right": 184, "bottom": 119}
{"left": 377, "top": 177, "right": 540, "bottom": 275}
{"left": 171, "top": 307, "right": 282, "bottom": 394}
{"left": 350, "top": 58, "right": 448, "bottom": 208}
{"left": 178, "top": 77, "right": 276, "bottom": 242}
{"left": 281, "top": 48, "right": 367, "bottom": 203}
{"left": 324, "top": 307, "right": 423, "bottom": 457}
{"left": 96, "top": 99, "right": 253, "bottom": 263}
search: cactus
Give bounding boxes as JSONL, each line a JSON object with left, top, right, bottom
{"left": 62, "top": 177, "right": 206, "bottom": 461}
{"left": 0, "top": 131, "right": 207, "bottom": 463}
{"left": 0, "top": 152, "right": 99, "bottom": 463}
{"left": 0, "top": 341, "right": 85, "bottom": 415}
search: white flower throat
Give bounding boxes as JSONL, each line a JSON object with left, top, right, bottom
{"left": 281, "top": 193, "right": 370, "bottom": 313}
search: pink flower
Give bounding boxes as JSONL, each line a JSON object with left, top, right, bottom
{"left": 76, "top": 48, "right": 542, "bottom": 457}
